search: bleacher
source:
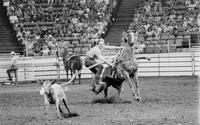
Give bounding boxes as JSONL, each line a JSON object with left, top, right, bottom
{"left": 125, "top": 0, "right": 200, "bottom": 54}
{"left": 3, "top": 0, "right": 119, "bottom": 56}
{"left": 1, "top": 0, "right": 200, "bottom": 57}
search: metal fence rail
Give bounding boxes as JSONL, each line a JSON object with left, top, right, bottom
{"left": 0, "top": 51, "right": 199, "bottom": 82}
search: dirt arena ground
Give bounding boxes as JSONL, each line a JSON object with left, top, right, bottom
{"left": 0, "top": 76, "right": 199, "bottom": 125}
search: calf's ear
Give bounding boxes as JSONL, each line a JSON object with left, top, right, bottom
{"left": 38, "top": 79, "right": 44, "bottom": 85}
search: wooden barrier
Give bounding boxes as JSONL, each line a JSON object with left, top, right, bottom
{"left": 0, "top": 51, "right": 199, "bottom": 82}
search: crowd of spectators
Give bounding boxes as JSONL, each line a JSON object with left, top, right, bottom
{"left": 123, "top": 0, "right": 200, "bottom": 53}
{"left": 3, "top": 0, "right": 120, "bottom": 56}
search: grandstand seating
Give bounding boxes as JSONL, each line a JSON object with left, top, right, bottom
{"left": 1, "top": 0, "right": 199, "bottom": 56}
{"left": 2, "top": 0, "right": 121, "bottom": 55}
{"left": 123, "top": 0, "right": 199, "bottom": 53}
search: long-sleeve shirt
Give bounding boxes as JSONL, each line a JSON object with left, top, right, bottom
{"left": 86, "top": 46, "right": 106, "bottom": 63}
{"left": 11, "top": 56, "right": 18, "bottom": 67}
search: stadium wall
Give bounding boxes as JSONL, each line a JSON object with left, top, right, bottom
{"left": 0, "top": 51, "right": 199, "bottom": 82}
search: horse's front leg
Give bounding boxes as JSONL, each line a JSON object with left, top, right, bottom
{"left": 121, "top": 71, "right": 137, "bottom": 100}
{"left": 131, "top": 72, "right": 141, "bottom": 102}
{"left": 71, "top": 69, "right": 76, "bottom": 84}
{"left": 78, "top": 73, "right": 81, "bottom": 84}
{"left": 103, "top": 83, "right": 109, "bottom": 98}
{"left": 65, "top": 68, "right": 69, "bottom": 81}
{"left": 77, "top": 70, "right": 81, "bottom": 84}
{"left": 116, "top": 85, "right": 123, "bottom": 99}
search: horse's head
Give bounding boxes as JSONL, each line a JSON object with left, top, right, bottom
{"left": 62, "top": 48, "right": 74, "bottom": 68}
{"left": 63, "top": 48, "right": 73, "bottom": 58}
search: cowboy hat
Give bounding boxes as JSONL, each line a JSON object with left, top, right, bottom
{"left": 10, "top": 51, "right": 16, "bottom": 55}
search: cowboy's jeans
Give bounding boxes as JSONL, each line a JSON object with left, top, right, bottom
{"left": 84, "top": 57, "right": 103, "bottom": 87}
{"left": 7, "top": 66, "right": 18, "bottom": 82}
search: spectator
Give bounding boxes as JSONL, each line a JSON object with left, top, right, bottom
{"left": 9, "top": 13, "right": 18, "bottom": 24}
{"left": 3, "top": 0, "right": 10, "bottom": 7}
{"left": 146, "top": 27, "right": 154, "bottom": 37}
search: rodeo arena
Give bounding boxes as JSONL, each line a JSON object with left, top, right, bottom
{"left": 0, "top": 0, "right": 200, "bottom": 124}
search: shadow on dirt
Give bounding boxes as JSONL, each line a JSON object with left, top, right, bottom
{"left": 141, "top": 97, "right": 162, "bottom": 104}
{"left": 92, "top": 96, "right": 132, "bottom": 104}
{"left": 62, "top": 113, "right": 79, "bottom": 118}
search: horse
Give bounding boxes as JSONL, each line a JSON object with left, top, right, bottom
{"left": 95, "top": 57, "right": 151, "bottom": 101}
{"left": 62, "top": 49, "right": 83, "bottom": 84}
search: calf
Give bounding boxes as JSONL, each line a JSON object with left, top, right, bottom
{"left": 39, "top": 80, "right": 71, "bottom": 118}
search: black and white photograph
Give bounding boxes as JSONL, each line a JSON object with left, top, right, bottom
{"left": 0, "top": 0, "right": 199, "bottom": 124}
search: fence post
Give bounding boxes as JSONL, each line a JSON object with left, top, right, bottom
{"left": 191, "top": 51, "right": 195, "bottom": 76}
{"left": 167, "top": 40, "right": 170, "bottom": 53}
{"left": 189, "top": 36, "right": 191, "bottom": 51}
{"left": 158, "top": 53, "right": 160, "bottom": 76}
{"left": 25, "top": 38, "right": 28, "bottom": 57}
{"left": 56, "top": 57, "right": 61, "bottom": 80}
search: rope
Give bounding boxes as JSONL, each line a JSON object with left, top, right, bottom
{"left": 60, "top": 61, "right": 106, "bottom": 86}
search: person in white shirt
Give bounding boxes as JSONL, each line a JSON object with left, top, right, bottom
{"left": 128, "top": 28, "right": 139, "bottom": 44}
{"left": 3, "top": 0, "right": 10, "bottom": 7}
{"left": 197, "top": 13, "right": 200, "bottom": 31}
{"left": 84, "top": 38, "right": 111, "bottom": 92}
{"left": 9, "top": 14, "right": 18, "bottom": 24}
{"left": 7, "top": 51, "right": 18, "bottom": 84}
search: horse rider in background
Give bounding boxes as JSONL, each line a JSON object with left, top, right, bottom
{"left": 84, "top": 38, "right": 112, "bottom": 93}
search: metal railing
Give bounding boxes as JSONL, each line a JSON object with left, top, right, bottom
{"left": 0, "top": 50, "right": 199, "bottom": 82}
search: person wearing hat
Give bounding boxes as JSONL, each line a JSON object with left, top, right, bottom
{"left": 7, "top": 51, "right": 18, "bottom": 84}
{"left": 84, "top": 38, "right": 112, "bottom": 93}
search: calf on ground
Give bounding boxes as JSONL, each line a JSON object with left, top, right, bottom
{"left": 39, "top": 80, "right": 71, "bottom": 118}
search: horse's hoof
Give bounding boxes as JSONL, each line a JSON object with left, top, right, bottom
{"left": 135, "top": 96, "right": 141, "bottom": 102}
{"left": 136, "top": 98, "right": 141, "bottom": 102}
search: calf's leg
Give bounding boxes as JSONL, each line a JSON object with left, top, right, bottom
{"left": 56, "top": 99, "right": 61, "bottom": 118}
{"left": 63, "top": 99, "right": 71, "bottom": 114}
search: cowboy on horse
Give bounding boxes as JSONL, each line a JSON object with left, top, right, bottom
{"left": 94, "top": 28, "right": 148, "bottom": 101}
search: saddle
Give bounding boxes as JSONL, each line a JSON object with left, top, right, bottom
{"left": 102, "top": 66, "right": 125, "bottom": 85}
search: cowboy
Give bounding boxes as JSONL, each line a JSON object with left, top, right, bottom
{"left": 7, "top": 51, "right": 19, "bottom": 84}
{"left": 84, "top": 38, "right": 112, "bottom": 93}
